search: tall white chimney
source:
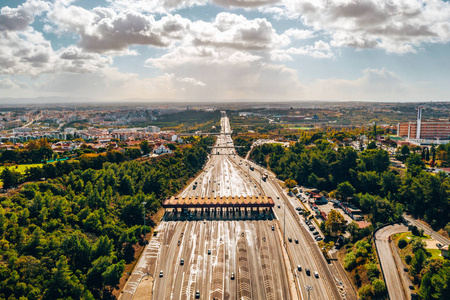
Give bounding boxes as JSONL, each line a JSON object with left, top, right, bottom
{"left": 416, "top": 107, "right": 422, "bottom": 139}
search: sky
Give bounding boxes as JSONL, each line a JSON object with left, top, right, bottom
{"left": 0, "top": 0, "right": 450, "bottom": 102}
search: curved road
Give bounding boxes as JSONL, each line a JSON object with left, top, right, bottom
{"left": 374, "top": 224, "right": 409, "bottom": 300}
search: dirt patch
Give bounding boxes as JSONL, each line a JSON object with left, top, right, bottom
{"left": 133, "top": 275, "right": 154, "bottom": 300}
{"left": 424, "top": 238, "right": 440, "bottom": 250}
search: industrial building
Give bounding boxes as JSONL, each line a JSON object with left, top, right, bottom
{"left": 397, "top": 108, "right": 450, "bottom": 141}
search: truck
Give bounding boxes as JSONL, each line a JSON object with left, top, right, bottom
{"left": 262, "top": 173, "right": 268, "bottom": 181}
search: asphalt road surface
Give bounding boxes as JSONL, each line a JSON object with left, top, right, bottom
{"left": 403, "top": 214, "right": 450, "bottom": 246}
{"left": 375, "top": 224, "right": 409, "bottom": 300}
{"left": 124, "top": 113, "right": 347, "bottom": 300}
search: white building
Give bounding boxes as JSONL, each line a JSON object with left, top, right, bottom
{"left": 153, "top": 144, "right": 172, "bottom": 154}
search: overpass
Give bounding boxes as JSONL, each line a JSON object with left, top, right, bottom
{"left": 178, "top": 132, "right": 233, "bottom": 136}
{"left": 163, "top": 195, "right": 274, "bottom": 210}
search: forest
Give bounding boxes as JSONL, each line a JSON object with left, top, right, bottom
{"left": 0, "top": 136, "right": 214, "bottom": 300}
{"left": 249, "top": 137, "right": 450, "bottom": 299}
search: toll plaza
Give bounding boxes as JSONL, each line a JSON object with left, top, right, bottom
{"left": 162, "top": 195, "right": 275, "bottom": 220}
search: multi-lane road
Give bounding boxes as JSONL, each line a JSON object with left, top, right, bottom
{"left": 122, "top": 113, "right": 348, "bottom": 300}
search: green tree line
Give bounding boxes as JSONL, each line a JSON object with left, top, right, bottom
{"left": 0, "top": 136, "right": 214, "bottom": 300}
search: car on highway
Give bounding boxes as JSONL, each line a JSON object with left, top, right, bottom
{"left": 278, "top": 205, "right": 281, "bottom": 208}
{"left": 231, "top": 272, "right": 235, "bottom": 280}
{"left": 180, "top": 259, "right": 184, "bottom": 265}
{"left": 159, "top": 271, "right": 163, "bottom": 277}
{"left": 314, "top": 271, "right": 319, "bottom": 278}
{"left": 271, "top": 225, "right": 275, "bottom": 231}
{"left": 288, "top": 237, "right": 292, "bottom": 242}
{"left": 208, "top": 249, "right": 211, "bottom": 255}
{"left": 313, "top": 231, "right": 319, "bottom": 236}
{"left": 297, "top": 265, "right": 302, "bottom": 271}
{"left": 305, "top": 268, "right": 310, "bottom": 276}
{"left": 195, "top": 290, "right": 200, "bottom": 298}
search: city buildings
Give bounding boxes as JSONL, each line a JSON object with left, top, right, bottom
{"left": 398, "top": 108, "right": 450, "bottom": 143}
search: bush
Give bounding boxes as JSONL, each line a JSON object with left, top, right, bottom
{"left": 358, "top": 284, "right": 373, "bottom": 300}
{"left": 372, "top": 279, "right": 387, "bottom": 297}
{"left": 405, "top": 254, "right": 412, "bottom": 265}
{"left": 411, "top": 226, "right": 421, "bottom": 236}
{"left": 344, "top": 251, "right": 357, "bottom": 271}
{"left": 398, "top": 238, "right": 408, "bottom": 249}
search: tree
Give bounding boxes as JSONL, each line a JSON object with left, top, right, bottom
{"left": 410, "top": 249, "right": 426, "bottom": 279}
{"left": 43, "top": 257, "right": 84, "bottom": 299}
{"left": 102, "top": 260, "right": 125, "bottom": 288}
{"left": 372, "top": 279, "right": 387, "bottom": 298}
{"left": 324, "top": 210, "right": 346, "bottom": 236}
{"left": 358, "top": 284, "right": 373, "bottom": 300}
{"left": 398, "top": 238, "right": 408, "bottom": 249}
{"left": 167, "top": 143, "right": 177, "bottom": 151}
{"left": 406, "top": 153, "right": 425, "bottom": 176}
{"left": 140, "top": 140, "right": 150, "bottom": 155}
{"left": 344, "top": 251, "right": 357, "bottom": 271}
{"left": 336, "top": 181, "right": 355, "bottom": 201}
{"left": 1, "top": 167, "right": 21, "bottom": 189}
{"left": 284, "top": 179, "right": 297, "bottom": 190}
{"left": 367, "top": 141, "right": 377, "bottom": 150}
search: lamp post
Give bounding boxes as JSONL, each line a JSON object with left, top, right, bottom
{"left": 259, "top": 161, "right": 262, "bottom": 194}
{"left": 305, "top": 284, "right": 313, "bottom": 300}
{"left": 142, "top": 201, "right": 147, "bottom": 244}
{"left": 283, "top": 202, "right": 286, "bottom": 247}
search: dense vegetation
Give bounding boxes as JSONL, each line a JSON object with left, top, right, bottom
{"left": 228, "top": 113, "right": 280, "bottom": 134}
{"left": 232, "top": 136, "right": 254, "bottom": 157}
{"left": 0, "top": 140, "right": 53, "bottom": 165}
{"left": 393, "top": 231, "right": 450, "bottom": 300}
{"left": 249, "top": 138, "right": 450, "bottom": 299}
{"left": 152, "top": 110, "right": 221, "bottom": 132}
{"left": 0, "top": 136, "right": 214, "bottom": 300}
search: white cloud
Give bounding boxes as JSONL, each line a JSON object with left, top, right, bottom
{"left": 272, "top": 40, "right": 333, "bottom": 60}
{"left": 0, "top": 0, "right": 49, "bottom": 31}
{"left": 191, "top": 12, "right": 289, "bottom": 50}
{"left": 0, "top": 78, "right": 21, "bottom": 89}
{"left": 48, "top": 5, "right": 192, "bottom": 54}
{"left": 270, "top": 0, "right": 450, "bottom": 53}
{"left": 305, "top": 68, "right": 409, "bottom": 100}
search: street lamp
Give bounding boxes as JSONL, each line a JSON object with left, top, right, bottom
{"left": 142, "top": 201, "right": 147, "bottom": 245}
{"left": 283, "top": 202, "right": 286, "bottom": 247}
{"left": 259, "top": 161, "right": 262, "bottom": 194}
{"left": 305, "top": 284, "right": 313, "bottom": 300}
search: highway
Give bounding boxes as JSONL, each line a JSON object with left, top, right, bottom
{"left": 374, "top": 224, "right": 410, "bottom": 300}
{"left": 122, "top": 113, "right": 349, "bottom": 300}
{"left": 232, "top": 158, "right": 344, "bottom": 300}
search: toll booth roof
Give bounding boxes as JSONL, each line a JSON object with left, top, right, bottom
{"left": 163, "top": 196, "right": 275, "bottom": 208}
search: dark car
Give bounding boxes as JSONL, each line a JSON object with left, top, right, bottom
{"left": 313, "top": 231, "right": 319, "bottom": 236}
{"left": 309, "top": 226, "right": 315, "bottom": 231}
{"left": 315, "top": 236, "right": 323, "bottom": 241}
{"left": 295, "top": 239, "right": 299, "bottom": 244}
{"left": 288, "top": 237, "right": 292, "bottom": 242}
{"left": 305, "top": 268, "right": 310, "bottom": 276}
{"left": 180, "top": 259, "right": 184, "bottom": 265}
{"left": 297, "top": 265, "right": 302, "bottom": 271}
{"left": 195, "top": 290, "right": 200, "bottom": 298}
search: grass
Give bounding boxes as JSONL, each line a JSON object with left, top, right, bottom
{"left": 0, "top": 163, "right": 44, "bottom": 188}
{"left": 288, "top": 126, "right": 313, "bottom": 130}
{"left": 427, "top": 249, "right": 444, "bottom": 260}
